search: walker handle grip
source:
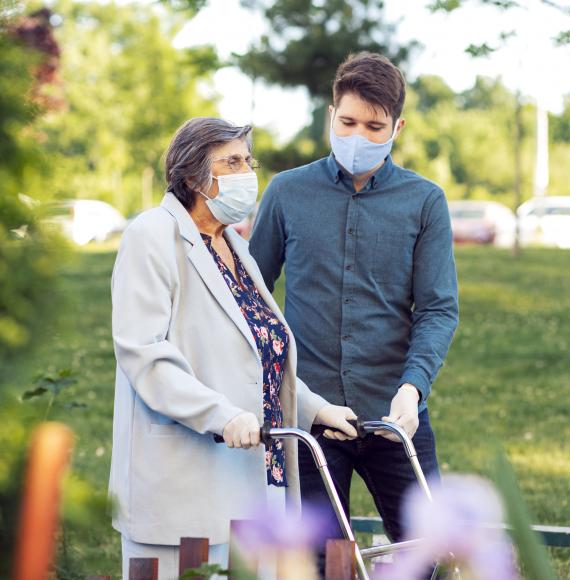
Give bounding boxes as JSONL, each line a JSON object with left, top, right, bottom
{"left": 213, "top": 421, "right": 274, "bottom": 445}
{"left": 310, "top": 418, "right": 365, "bottom": 439}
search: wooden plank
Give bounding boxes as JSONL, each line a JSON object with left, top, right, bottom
{"left": 129, "top": 557, "right": 158, "bottom": 580}
{"left": 179, "top": 537, "right": 209, "bottom": 579}
{"left": 325, "top": 539, "right": 356, "bottom": 580}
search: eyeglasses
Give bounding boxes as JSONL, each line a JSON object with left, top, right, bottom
{"left": 212, "top": 154, "right": 260, "bottom": 172}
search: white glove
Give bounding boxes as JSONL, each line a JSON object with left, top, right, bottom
{"left": 222, "top": 411, "right": 261, "bottom": 449}
{"left": 376, "top": 384, "right": 420, "bottom": 442}
{"left": 315, "top": 404, "right": 358, "bottom": 441}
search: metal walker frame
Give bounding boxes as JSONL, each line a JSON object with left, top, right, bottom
{"left": 260, "top": 419, "right": 443, "bottom": 580}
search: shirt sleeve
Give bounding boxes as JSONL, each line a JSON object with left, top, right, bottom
{"left": 249, "top": 176, "right": 286, "bottom": 292}
{"left": 399, "top": 188, "right": 459, "bottom": 402}
{"left": 112, "top": 222, "right": 244, "bottom": 436}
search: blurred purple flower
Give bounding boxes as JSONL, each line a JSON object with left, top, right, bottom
{"left": 376, "top": 475, "right": 518, "bottom": 580}
{"left": 233, "top": 501, "right": 331, "bottom": 552}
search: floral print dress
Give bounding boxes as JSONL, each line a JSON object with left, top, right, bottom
{"left": 202, "top": 234, "right": 289, "bottom": 487}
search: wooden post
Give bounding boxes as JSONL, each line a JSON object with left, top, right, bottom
{"left": 129, "top": 557, "right": 158, "bottom": 580}
{"left": 179, "top": 537, "right": 209, "bottom": 579}
{"left": 325, "top": 539, "right": 356, "bottom": 580}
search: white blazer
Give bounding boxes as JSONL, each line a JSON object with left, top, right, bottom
{"left": 109, "top": 193, "right": 328, "bottom": 545}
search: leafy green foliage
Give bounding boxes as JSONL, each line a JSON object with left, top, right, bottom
{"left": 40, "top": 0, "right": 218, "bottom": 215}
{"left": 236, "top": 0, "right": 417, "bottom": 101}
{"left": 429, "top": 0, "right": 520, "bottom": 11}
{"left": 21, "top": 368, "right": 81, "bottom": 420}
{"left": 0, "top": 14, "right": 66, "bottom": 362}
{"left": 411, "top": 75, "right": 456, "bottom": 112}
{"left": 554, "top": 29, "right": 570, "bottom": 46}
{"left": 465, "top": 42, "right": 497, "bottom": 57}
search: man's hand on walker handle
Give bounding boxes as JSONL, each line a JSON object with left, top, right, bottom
{"left": 222, "top": 411, "right": 261, "bottom": 449}
{"left": 314, "top": 404, "right": 358, "bottom": 441}
{"left": 377, "top": 383, "right": 420, "bottom": 442}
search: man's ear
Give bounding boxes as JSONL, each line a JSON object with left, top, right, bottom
{"left": 395, "top": 118, "right": 406, "bottom": 138}
{"left": 329, "top": 104, "right": 335, "bottom": 118}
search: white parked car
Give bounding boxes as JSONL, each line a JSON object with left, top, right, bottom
{"left": 517, "top": 196, "right": 570, "bottom": 249}
{"left": 43, "top": 199, "right": 127, "bottom": 245}
{"left": 448, "top": 200, "right": 516, "bottom": 248}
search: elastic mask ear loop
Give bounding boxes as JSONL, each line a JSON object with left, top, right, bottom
{"left": 391, "top": 118, "right": 400, "bottom": 139}
{"left": 197, "top": 174, "right": 218, "bottom": 200}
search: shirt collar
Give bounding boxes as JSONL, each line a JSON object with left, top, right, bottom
{"left": 326, "top": 152, "right": 395, "bottom": 190}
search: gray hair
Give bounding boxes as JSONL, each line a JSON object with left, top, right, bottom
{"left": 165, "top": 117, "right": 252, "bottom": 209}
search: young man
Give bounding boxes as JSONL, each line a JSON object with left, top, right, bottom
{"left": 249, "top": 52, "right": 458, "bottom": 561}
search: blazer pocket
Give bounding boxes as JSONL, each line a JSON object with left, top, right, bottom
{"left": 149, "top": 421, "right": 187, "bottom": 437}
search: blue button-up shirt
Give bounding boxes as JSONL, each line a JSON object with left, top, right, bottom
{"left": 249, "top": 153, "right": 458, "bottom": 420}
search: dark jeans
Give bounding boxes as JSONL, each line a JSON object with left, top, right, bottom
{"left": 299, "top": 409, "right": 440, "bottom": 573}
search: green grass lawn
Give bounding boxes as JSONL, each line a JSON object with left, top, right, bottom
{"left": 1, "top": 245, "right": 569, "bottom": 578}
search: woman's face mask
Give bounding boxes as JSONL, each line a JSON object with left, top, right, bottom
{"left": 199, "top": 172, "right": 258, "bottom": 225}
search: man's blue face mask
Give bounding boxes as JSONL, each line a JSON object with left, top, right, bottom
{"left": 329, "top": 113, "right": 400, "bottom": 176}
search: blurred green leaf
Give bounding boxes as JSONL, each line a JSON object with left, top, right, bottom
{"left": 465, "top": 42, "right": 497, "bottom": 57}
{"left": 32, "top": 368, "right": 77, "bottom": 396}
{"left": 493, "top": 448, "right": 557, "bottom": 580}
{"left": 180, "top": 563, "right": 230, "bottom": 578}
{"left": 427, "top": 0, "right": 462, "bottom": 11}
{"left": 554, "top": 30, "right": 570, "bottom": 46}
{"left": 63, "top": 401, "right": 87, "bottom": 411}
{"left": 21, "top": 386, "right": 48, "bottom": 400}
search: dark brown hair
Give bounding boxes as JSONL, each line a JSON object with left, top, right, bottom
{"left": 333, "top": 52, "right": 406, "bottom": 122}
{"left": 165, "top": 118, "right": 252, "bottom": 210}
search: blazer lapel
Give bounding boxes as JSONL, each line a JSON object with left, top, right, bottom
{"left": 160, "top": 194, "right": 260, "bottom": 360}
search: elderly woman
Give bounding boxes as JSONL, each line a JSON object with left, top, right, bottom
{"left": 109, "top": 117, "right": 357, "bottom": 579}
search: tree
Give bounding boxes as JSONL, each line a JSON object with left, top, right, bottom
{"left": 411, "top": 75, "right": 456, "bottom": 112}
{"left": 0, "top": 6, "right": 64, "bottom": 362}
{"left": 459, "top": 76, "right": 515, "bottom": 111}
{"left": 237, "top": 0, "right": 416, "bottom": 103}
{"left": 40, "top": 0, "right": 218, "bottom": 214}
{"left": 428, "top": 0, "right": 570, "bottom": 48}
{"left": 233, "top": 0, "right": 417, "bottom": 170}
{"left": 551, "top": 96, "right": 570, "bottom": 143}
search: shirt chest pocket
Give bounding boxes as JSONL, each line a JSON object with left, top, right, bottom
{"left": 372, "top": 231, "right": 415, "bottom": 287}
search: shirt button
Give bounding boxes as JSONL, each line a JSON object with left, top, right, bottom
{"left": 342, "top": 335, "right": 351, "bottom": 341}
{"left": 348, "top": 228, "right": 354, "bottom": 235}
{"left": 342, "top": 370, "right": 349, "bottom": 376}
{"left": 344, "top": 298, "right": 351, "bottom": 304}
{"left": 346, "top": 265, "right": 352, "bottom": 271}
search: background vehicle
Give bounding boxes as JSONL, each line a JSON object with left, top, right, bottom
{"left": 43, "top": 199, "right": 127, "bottom": 245}
{"left": 517, "top": 196, "right": 570, "bottom": 249}
{"left": 448, "top": 200, "right": 516, "bottom": 248}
